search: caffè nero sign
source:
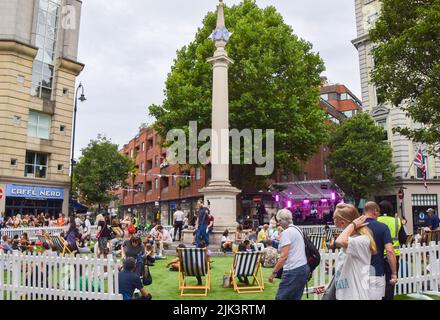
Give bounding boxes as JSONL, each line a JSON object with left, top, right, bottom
{"left": 5, "top": 184, "right": 64, "bottom": 200}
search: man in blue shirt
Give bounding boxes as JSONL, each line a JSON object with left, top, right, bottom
{"left": 195, "top": 199, "right": 210, "bottom": 247}
{"left": 363, "top": 201, "right": 398, "bottom": 300}
{"left": 118, "top": 257, "right": 152, "bottom": 300}
{"left": 426, "top": 208, "right": 440, "bottom": 231}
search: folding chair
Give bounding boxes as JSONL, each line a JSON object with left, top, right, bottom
{"left": 230, "top": 251, "right": 264, "bottom": 294}
{"left": 111, "top": 227, "right": 124, "bottom": 237}
{"left": 49, "top": 235, "right": 75, "bottom": 256}
{"left": 177, "top": 248, "right": 211, "bottom": 297}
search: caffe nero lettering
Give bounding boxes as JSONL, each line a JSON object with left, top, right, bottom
{"left": 11, "top": 188, "right": 61, "bottom": 198}
{"left": 5, "top": 185, "right": 64, "bottom": 200}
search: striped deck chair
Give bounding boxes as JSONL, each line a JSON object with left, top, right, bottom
{"left": 177, "top": 248, "right": 211, "bottom": 296}
{"left": 308, "top": 234, "right": 326, "bottom": 251}
{"left": 49, "top": 235, "right": 75, "bottom": 256}
{"left": 230, "top": 251, "right": 264, "bottom": 294}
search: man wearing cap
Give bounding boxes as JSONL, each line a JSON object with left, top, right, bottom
{"left": 426, "top": 208, "right": 440, "bottom": 231}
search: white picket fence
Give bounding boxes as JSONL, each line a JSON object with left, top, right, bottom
{"left": 0, "top": 225, "right": 98, "bottom": 241}
{"left": 0, "top": 251, "right": 122, "bottom": 300}
{"left": 308, "top": 242, "right": 440, "bottom": 300}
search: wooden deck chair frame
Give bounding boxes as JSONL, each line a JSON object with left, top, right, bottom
{"left": 50, "top": 235, "right": 75, "bottom": 256}
{"left": 111, "top": 227, "right": 124, "bottom": 237}
{"left": 177, "top": 248, "right": 211, "bottom": 297}
{"left": 230, "top": 252, "right": 264, "bottom": 294}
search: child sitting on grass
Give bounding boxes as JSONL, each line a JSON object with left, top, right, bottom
{"left": 166, "top": 244, "right": 186, "bottom": 271}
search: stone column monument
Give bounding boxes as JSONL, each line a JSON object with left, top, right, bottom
{"left": 199, "top": 0, "right": 241, "bottom": 244}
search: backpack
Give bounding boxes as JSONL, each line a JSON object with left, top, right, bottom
{"left": 292, "top": 226, "right": 321, "bottom": 280}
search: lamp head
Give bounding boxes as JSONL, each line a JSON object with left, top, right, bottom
{"left": 79, "top": 94, "right": 86, "bottom": 102}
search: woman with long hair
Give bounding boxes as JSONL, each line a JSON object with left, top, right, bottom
{"left": 322, "top": 203, "right": 377, "bottom": 300}
{"left": 65, "top": 221, "right": 80, "bottom": 253}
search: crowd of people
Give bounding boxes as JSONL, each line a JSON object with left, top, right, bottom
{"left": 1, "top": 198, "right": 439, "bottom": 301}
{"left": 0, "top": 212, "right": 69, "bottom": 229}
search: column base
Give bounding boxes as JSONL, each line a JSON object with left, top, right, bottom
{"left": 199, "top": 183, "right": 241, "bottom": 230}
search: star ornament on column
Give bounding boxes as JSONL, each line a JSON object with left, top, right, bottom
{"left": 211, "top": 27, "right": 232, "bottom": 42}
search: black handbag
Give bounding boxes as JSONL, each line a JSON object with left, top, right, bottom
{"left": 142, "top": 264, "right": 152, "bottom": 286}
{"left": 321, "top": 276, "right": 336, "bottom": 300}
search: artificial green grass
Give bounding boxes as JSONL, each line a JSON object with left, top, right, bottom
{"left": 146, "top": 256, "right": 319, "bottom": 300}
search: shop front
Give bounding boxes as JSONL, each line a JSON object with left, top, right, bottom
{"left": 3, "top": 184, "right": 65, "bottom": 217}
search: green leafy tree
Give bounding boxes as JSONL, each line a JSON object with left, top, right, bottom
{"left": 74, "top": 135, "right": 134, "bottom": 209}
{"left": 328, "top": 113, "right": 396, "bottom": 207}
{"left": 149, "top": 0, "right": 329, "bottom": 188}
{"left": 370, "top": 0, "right": 440, "bottom": 153}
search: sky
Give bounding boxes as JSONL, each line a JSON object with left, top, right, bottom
{"left": 74, "top": 0, "right": 361, "bottom": 158}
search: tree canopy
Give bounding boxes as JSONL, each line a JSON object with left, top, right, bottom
{"left": 149, "top": 0, "right": 329, "bottom": 188}
{"left": 328, "top": 112, "right": 396, "bottom": 207}
{"left": 74, "top": 135, "right": 134, "bottom": 209}
{"left": 370, "top": 0, "right": 440, "bottom": 153}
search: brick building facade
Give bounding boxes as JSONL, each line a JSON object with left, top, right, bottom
{"left": 117, "top": 86, "right": 357, "bottom": 227}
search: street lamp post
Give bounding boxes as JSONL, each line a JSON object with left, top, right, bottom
{"left": 69, "top": 83, "right": 86, "bottom": 216}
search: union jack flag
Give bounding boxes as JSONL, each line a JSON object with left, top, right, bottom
{"left": 414, "top": 147, "right": 428, "bottom": 189}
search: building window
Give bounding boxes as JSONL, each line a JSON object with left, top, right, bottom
{"left": 141, "top": 162, "right": 145, "bottom": 173}
{"left": 57, "top": 164, "right": 64, "bottom": 171}
{"left": 412, "top": 194, "right": 437, "bottom": 207}
{"left": 154, "top": 156, "right": 159, "bottom": 167}
{"left": 13, "top": 115, "right": 21, "bottom": 125}
{"left": 31, "top": 0, "right": 61, "bottom": 99}
{"left": 25, "top": 151, "right": 48, "bottom": 179}
{"left": 171, "top": 174, "right": 176, "bottom": 186}
{"left": 142, "top": 142, "right": 145, "bottom": 152}
{"left": 304, "top": 172, "right": 308, "bottom": 181}
{"left": 320, "top": 94, "right": 329, "bottom": 101}
{"left": 11, "top": 159, "right": 18, "bottom": 166}
{"left": 60, "top": 125, "right": 65, "bottom": 132}
{"left": 155, "top": 134, "right": 160, "bottom": 146}
{"left": 28, "top": 111, "right": 51, "bottom": 139}
{"left": 154, "top": 179, "right": 158, "bottom": 190}
{"left": 195, "top": 167, "right": 201, "bottom": 181}
{"left": 376, "top": 120, "right": 388, "bottom": 141}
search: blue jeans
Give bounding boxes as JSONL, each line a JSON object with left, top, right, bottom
{"left": 276, "top": 264, "right": 310, "bottom": 300}
{"left": 196, "top": 224, "right": 209, "bottom": 247}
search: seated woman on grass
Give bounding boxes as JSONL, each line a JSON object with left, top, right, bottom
{"left": 144, "top": 243, "right": 155, "bottom": 266}
{"left": 221, "top": 230, "right": 233, "bottom": 252}
{"left": 19, "top": 232, "right": 32, "bottom": 252}
{"left": 122, "top": 236, "right": 145, "bottom": 276}
{"left": 261, "top": 239, "right": 279, "bottom": 268}
{"left": 166, "top": 244, "right": 186, "bottom": 271}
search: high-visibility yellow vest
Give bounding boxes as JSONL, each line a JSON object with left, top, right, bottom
{"left": 378, "top": 215, "right": 401, "bottom": 256}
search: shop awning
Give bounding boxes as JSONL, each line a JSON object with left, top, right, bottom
{"left": 269, "top": 180, "right": 345, "bottom": 201}
{"left": 69, "top": 200, "right": 88, "bottom": 213}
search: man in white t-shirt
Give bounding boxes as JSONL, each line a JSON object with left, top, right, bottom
{"left": 173, "top": 206, "right": 185, "bottom": 242}
{"left": 154, "top": 225, "right": 173, "bottom": 257}
{"left": 268, "top": 209, "right": 309, "bottom": 300}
